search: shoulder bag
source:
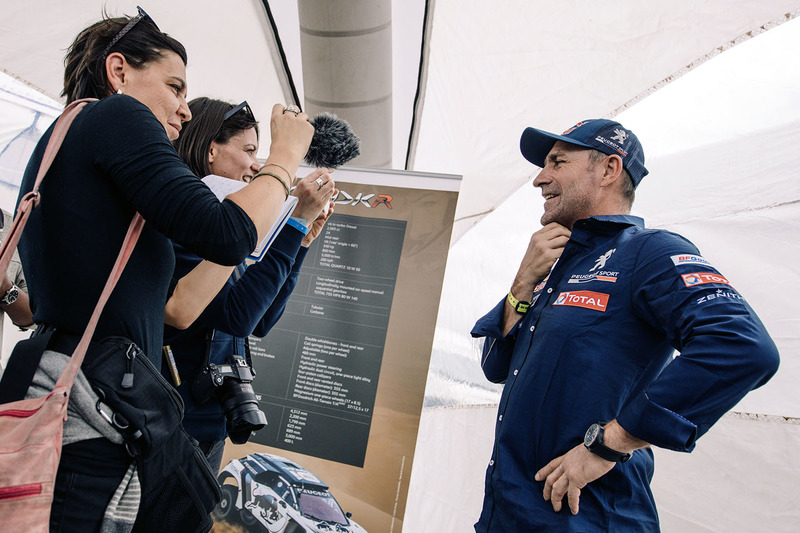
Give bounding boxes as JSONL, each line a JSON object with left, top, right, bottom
{"left": 0, "top": 98, "right": 220, "bottom": 533}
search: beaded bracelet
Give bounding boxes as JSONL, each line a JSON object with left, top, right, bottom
{"left": 252, "top": 171, "right": 290, "bottom": 199}
{"left": 261, "top": 162, "right": 293, "bottom": 184}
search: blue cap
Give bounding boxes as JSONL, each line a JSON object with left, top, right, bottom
{"left": 520, "top": 119, "right": 649, "bottom": 187}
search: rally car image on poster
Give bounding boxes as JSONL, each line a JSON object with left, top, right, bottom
{"left": 214, "top": 453, "right": 368, "bottom": 533}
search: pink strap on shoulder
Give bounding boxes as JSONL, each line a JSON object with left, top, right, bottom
{"left": 56, "top": 212, "right": 144, "bottom": 388}
{"left": 0, "top": 97, "right": 145, "bottom": 390}
{"left": 0, "top": 98, "right": 94, "bottom": 275}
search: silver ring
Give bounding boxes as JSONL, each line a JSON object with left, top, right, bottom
{"left": 283, "top": 105, "right": 300, "bottom": 116}
{"left": 315, "top": 177, "right": 325, "bottom": 190}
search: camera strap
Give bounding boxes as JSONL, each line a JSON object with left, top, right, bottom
{"left": 202, "top": 329, "right": 214, "bottom": 368}
{"left": 204, "top": 329, "right": 253, "bottom": 368}
{"left": 244, "top": 336, "right": 253, "bottom": 368}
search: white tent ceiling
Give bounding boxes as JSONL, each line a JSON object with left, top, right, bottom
{"left": 3, "top": 1, "right": 797, "bottom": 239}
{"left": 0, "top": 1, "right": 290, "bottom": 127}
{"left": 409, "top": 0, "right": 800, "bottom": 240}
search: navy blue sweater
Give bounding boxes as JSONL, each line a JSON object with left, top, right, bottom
{"left": 16, "top": 96, "right": 257, "bottom": 366}
{"left": 163, "top": 225, "right": 308, "bottom": 441}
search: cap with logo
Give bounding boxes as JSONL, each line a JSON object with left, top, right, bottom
{"left": 520, "top": 119, "right": 649, "bottom": 187}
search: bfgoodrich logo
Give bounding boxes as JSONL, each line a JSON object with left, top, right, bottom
{"left": 671, "top": 254, "right": 712, "bottom": 267}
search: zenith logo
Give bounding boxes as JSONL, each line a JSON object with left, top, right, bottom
{"left": 333, "top": 191, "right": 393, "bottom": 209}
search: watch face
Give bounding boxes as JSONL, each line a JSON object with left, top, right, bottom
{"left": 584, "top": 423, "right": 600, "bottom": 447}
{"left": 1, "top": 286, "right": 18, "bottom": 305}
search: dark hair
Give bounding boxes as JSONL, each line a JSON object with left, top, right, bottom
{"left": 588, "top": 149, "right": 635, "bottom": 206}
{"left": 173, "top": 97, "right": 260, "bottom": 177}
{"left": 62, "top": 10, "right": 187, "bottom": 103}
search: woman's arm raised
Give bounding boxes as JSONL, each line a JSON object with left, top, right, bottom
{"left": 225, "top": 105, "right": 313, "bottom": 243}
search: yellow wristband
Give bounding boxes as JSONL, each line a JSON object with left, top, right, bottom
{"left": 507, "top": 290, "right": 531, "bottom": 314}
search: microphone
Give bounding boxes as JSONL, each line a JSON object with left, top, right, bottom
{"left": 305, "top": 112, "right": 361, "bottom": 168}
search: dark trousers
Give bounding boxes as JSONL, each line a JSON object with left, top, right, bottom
{"left": 198, "top": 439, "right": 226, "bottom": 475}
{"left": 50, "top": 438, "right": 130, "bottom": 532}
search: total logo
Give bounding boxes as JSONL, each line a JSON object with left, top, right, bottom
{"left": 681, "top": 272, "right": 730, "bottom": 287}
{"left": 552, "top": 290, "right": 609, "bottom": 312}
{"left": 333, "top": 190, "right": 393, "bottom": 209}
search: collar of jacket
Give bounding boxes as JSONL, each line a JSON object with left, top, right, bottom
{"left": 569, "top": 214, "right": 644, "bottom": 247}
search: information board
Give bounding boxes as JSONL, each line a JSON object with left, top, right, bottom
{"left": 218, "top": 166, "right": 460, "bottom": 533}
{"left": 250, "top": 214, "right": 406, "bottom": 466}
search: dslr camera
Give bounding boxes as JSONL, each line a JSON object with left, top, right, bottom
{"left": 191, "top": 354, "right": 267, "bottom": 444}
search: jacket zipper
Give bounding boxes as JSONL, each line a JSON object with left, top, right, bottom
{"left": 121, "top": 344, "right": 136, "bottom": 388}
{"left": 0, "top": 483, "right": 42, "bottom": 500}
{"left": 0, "top": 408, "right": 39, "bottom": 418}
{"left": 128, "top": 343, "right": 185, "bottom": 413}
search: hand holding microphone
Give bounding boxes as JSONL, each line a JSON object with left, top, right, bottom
{"left": 271, "top": 104, "right": 360, "bottom": 169}
{"left": 280, "top": 106, "right": 357, "bottom": 222}
{"left": 304, "top": 112, "right": 361, "bottom": 168}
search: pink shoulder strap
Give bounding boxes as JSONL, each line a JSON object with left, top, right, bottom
{"left": 0, "top": 97, "right": 145, "bottom": 390}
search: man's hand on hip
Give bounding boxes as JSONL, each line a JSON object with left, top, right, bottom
{"left": 534, "top": 443, "right": 615, "bottom": 516}
{"left": 534, "top": 421, "right": 648, "bottom": 515}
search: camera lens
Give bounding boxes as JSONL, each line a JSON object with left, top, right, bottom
{"left": 218, "top": 381, "right": 267, "bottom": 444}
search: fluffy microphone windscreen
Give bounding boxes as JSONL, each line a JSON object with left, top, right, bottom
{"left": 305, "top": 112, "right": 361, "bottom": 168}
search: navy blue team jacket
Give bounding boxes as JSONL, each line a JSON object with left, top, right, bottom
{"left": 471, "top": 215, "right": 779, "bottom": 532}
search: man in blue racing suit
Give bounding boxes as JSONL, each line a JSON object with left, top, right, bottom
{"left": 471, "top": 118, "right": 779, "bottom": 532}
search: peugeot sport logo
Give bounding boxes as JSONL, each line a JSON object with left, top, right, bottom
{"left": 333, "top": 191, "right": 393, "bottom": 209}
{"left": 590, "top": 249, "right": 615, "bottom": 272}
{"left": 610, "top": 128, "right": 628, "bottom": 144}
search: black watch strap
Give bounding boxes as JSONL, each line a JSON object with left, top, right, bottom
{"left": 584, "top": 422, "right": 632, "bottom": 463}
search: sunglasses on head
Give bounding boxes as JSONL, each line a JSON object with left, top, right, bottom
{"left": 223, "top": 101, "right": 255, "bottom": 122}
{"left": 102, "top": 6, "right": 160, "bottom": 59}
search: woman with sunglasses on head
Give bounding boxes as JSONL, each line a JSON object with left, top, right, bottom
{"left": 12, "top": 9, "right": 312, "bottom": 532}
{"left": 165, "top": 97, "right": 334, "bottom": 472}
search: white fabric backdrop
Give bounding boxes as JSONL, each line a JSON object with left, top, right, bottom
{"left": 412, "top": 15, "right": 800, "bottom": 532}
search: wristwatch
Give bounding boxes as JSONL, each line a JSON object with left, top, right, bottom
{"left": 584, "top": 422, "right": 632, "bottom": 463}
{"left": 0, "top": 283, "right": 19, "bottom": 306}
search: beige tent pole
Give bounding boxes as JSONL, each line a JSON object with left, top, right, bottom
{"left": 298, "top": 0, "right": 393, "bottom": 168}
